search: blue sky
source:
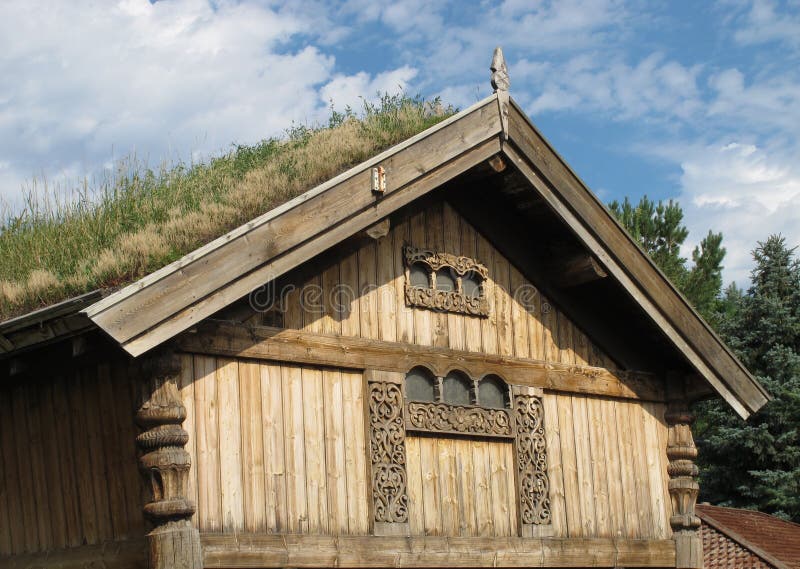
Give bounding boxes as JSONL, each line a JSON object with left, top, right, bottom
{"left": 1, "top": 0, "right": 798, "bottom": 284}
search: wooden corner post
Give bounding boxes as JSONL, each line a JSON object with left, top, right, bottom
{"left": 136, "top": 352, "right": 202, "bottom": 569}
{"left": 665, "top": 394, "right": 702, "bottom": 569}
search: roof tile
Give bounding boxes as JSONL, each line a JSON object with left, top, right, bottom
{"left": 698, "top": 504, "right": 800, "bottom": 569}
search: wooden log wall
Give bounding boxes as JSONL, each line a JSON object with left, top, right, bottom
{"left": 269, "top": 202, "right": 615, "bottom": 369}
{"left": 178, "top": 355, "right": 370, "bottom": 535}
{"left": 0, "top": 363, "right": 144, "bottom": 557}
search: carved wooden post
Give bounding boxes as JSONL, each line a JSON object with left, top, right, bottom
{"left": 666, "top": 401, "right": 702, "bottom": 569}
{"left": 136, "top": 354, "right": 202, "bottom": 569}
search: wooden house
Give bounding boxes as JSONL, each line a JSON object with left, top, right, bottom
{"left": 0, "top": 49, "right": 769, "bottom": 569}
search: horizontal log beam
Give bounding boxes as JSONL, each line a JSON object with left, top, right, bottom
{"left": 201, "top": 534, "right": 676, "bottom": 568}
{"left": 551, "top": 253, "right": 608, "bottom": 288}
{"left": 177, "top": 322, "right": 665, "bottom": 402}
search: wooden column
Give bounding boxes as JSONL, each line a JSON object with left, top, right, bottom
{"left": 136, "top": 354, "right": 202, "bottom": 569}
{"left": 665, "top": 401, "right": 702, "bottom": 569}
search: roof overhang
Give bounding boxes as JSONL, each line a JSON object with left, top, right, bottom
{"left": 2, "top": 90, "right": 767, "bottom": 418}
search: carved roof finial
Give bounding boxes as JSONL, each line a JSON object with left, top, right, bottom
{"left": 490, "top": 46, "right": 510, "bottom": 93}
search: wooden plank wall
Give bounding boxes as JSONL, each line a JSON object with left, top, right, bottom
{"left": 179, "top": 355, "right": 370, "bottom": 535}
{"left": 406, "top": 437, "right": 518, "bottom": 537}
{"left": 542, "top": 393, "right": 671, "bottom": 540}
{"left": 0, "top": 364, "right": 144, "bottom": 556}
{"left": 274, "top": 202, "right": 615, "bottom": 369}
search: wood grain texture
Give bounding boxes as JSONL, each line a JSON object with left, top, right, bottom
{"left": 0, "top": 363, "right": 143, "bottom": 557}
{"left": 179, "top": 358, "right": 370, "bottom": 536}
{"left": 212, "top": 202, "right": 636, "bottom": 385}
{"left": 181, "top": 323, "right": 664, "bottom": 403}
{"left": 406, "top": 437, "right": 517, "bottom": 538}
{"left": 200, "top": 534, "right": 676, "bottom": 568}
{"left": 270, "top": 201, "right": 619, "bottom": 381}
{"left": 543, "top": 393, "right": 670, "bottom": 540}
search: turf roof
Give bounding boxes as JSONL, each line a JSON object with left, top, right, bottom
{"left": 0, "top": 95, "right": 454, "bottom": 321}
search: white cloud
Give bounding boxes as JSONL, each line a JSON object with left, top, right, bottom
{"left": 320, "top": 66, "right": 418, "bottom": 112}
{"left": 526, "top": 53, "right": 703, "bottom": 121}
{"left": 708, "top": 68, "right": 800, "bottom": 131}
{"left": 668, "top": 140, "right": 800, "bottom": 284}
{"left": 0, "top": 0, "right": 336, "bottom": 204}
{"left": 729, "top": 0, "right": 800, "bottom": 49}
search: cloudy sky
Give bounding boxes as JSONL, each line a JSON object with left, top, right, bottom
{"left": 1, "top": 0, "right": 798, "bottom": 284}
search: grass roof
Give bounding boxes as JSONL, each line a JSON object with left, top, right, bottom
{"left": 0, "top": 95, "right": 455, "bottom": 321}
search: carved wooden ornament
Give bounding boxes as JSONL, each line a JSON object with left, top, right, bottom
{"left": 367, "top": 379, "right": 409, "bottom": 526}
{"left": 406, "top": 401, "right": 514, "bottom": 438}
{"left": 403, "top": 245, "right": 490, "bottom": 317}
{"left": 514, "top": 390, "right": 552, "bottom": 527}
{"left": 136, "top": 354, "right": 202, "bottom": 569}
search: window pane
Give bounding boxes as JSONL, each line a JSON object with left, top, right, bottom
{"left": 436, "top": 269, "right": 456, "bottom": 292}
{"left": 443, "top": 371, "right": 471, "bottom": 405}
{"left": 410, "top": 263, "right": 430, "bottom": 288}
{"left": 406, "top": 367, "right": 435, "bottom": 402}
{"left": 462, "top": 272, "right": 482, "bottom": 298}
{"left": 479, "top": 375, "right": 508, "bottom": 409}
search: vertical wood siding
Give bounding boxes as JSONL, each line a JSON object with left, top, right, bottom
{"left": 406, "top": 437, "right": 518, "bottom": 537}
{"left": 543, "top": 393, "right": 671, "bottom": 540}
{"left": 180, "top": 356, "right": 370, "bottom": 535}
{"left": 0, "top": 364, "right": 144, "bottom": 556}
{"left": 275, "top": 202, "right": 614, "bottom": 368}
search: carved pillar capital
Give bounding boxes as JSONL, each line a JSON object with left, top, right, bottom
{"left": 136, "top": 352, "right": 202, "bottom": 569}
{"left": 666, "top": 401, "right": 702, "bottom": 569}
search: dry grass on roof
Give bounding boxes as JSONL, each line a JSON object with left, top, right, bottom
{"left": 0, "top": 95, "right": 455, "bottom": 320}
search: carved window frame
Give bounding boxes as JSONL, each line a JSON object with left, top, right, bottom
{"left": 404, "top": 367, "right": 515, "bottom": 438}
{"left": 403, "top": 245, "right": 490, "bottom": 317}
{"left": 364, "top": 366, "right": 553, "bottom": 537}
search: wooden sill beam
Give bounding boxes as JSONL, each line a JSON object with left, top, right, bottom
{"left": 176, "top": 321, "right": 665, "bottom": 402}
{"left": 201, "top": 534, "right": 677, "bottom": 568}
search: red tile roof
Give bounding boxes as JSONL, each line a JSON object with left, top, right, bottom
{"left": 697, "top": 504, "right": 800, "bottom": 569}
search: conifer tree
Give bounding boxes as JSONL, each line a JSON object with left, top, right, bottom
{"left": 608, "top": 196, "right": 726, "bottom": 318}
{"left": 696, "top": 236, "right": 800, "bottom": 521}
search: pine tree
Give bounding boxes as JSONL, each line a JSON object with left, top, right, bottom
{"left": 696, "top": 236, "right": 800, "bottom": 520}
{"left": 609, "top": 196, "right": 726, "bottom": 318}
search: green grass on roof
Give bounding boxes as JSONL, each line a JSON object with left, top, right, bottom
{"left": 0, "top": 94, "right": 455, "bottom": 320}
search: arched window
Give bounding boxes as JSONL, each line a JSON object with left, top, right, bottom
{"left": 442, "top": 370, "right": 472, "bottom": 406}
{"left": 409, "top": 263, "right": 431, "bottom": 288}
{"left": 435, "top": 268, "right": 456, "bottom": 292}
{"left": 405, "top": 366, "right": 436, "bottom": 402}
{"left": 479, "top": 375, "right": 509, "bottom": 409}
{"left": 461, "top": 271, "right": 483, "bottom": 298}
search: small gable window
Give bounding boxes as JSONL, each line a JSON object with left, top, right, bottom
{"left": 435, "top": 268, "right": 456, "bottom": 292}
{"left": 461, "top": 271, "right": 483, "bottom": 298}
{"left": 409, "top": 263, "right": 431, "bottom": 288}
{"left": 405, "top": 366, "right": 436, "bottom": 402}
{"left": 478, "top": 375, "right": 509, "bottom": 409}
{"left": 442, "top": 370, "right": 472, "bottom": 406}
{"left": 403, "top": 245, "right": 489, "bottom": 317}
{"left": 404, "top": 367, "right": 511, "bottom": 411}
